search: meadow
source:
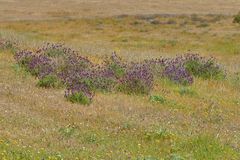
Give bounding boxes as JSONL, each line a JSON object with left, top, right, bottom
{"left": 0, "top": 1, "right": 240, "bottom": 160}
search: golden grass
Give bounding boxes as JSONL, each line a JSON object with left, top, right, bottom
{"left": 1, "top": 15, "right": 239, "bottom": 69}
{"left": 0, "top": 8, "right": 240, "bottom": 159}
{"left": 1, "top": 0, "right": 240, "bottom": 21}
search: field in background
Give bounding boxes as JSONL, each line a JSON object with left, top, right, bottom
{"left": 0, "top": 1, "right": 240, "bottom": 159}
{"left": 0, "top": 0, "right": 240, "bottom": 21}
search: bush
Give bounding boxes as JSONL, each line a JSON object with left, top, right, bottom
{"left": 163, "top": 64, "right": 194, "bottom": 85}
{"left": 64, "top": 77, "right": 94, "bottom": 105}
{"left": 104, "top": 52, "right": 126, "bottom": 79}
{"left": 36, "top": 43, "right": 67, "bottom": 57}
{"left": 90, "top": 67, "right": 118, "bottom": 92}
{"left": 233, "top": 12, "right": 240, "bottom": 24}
{"left": 183, "top": 54, "right": 226, "bottom": 80}
{"left": 118, "top": 63, "right": 153, "bottom": 94}
{"left": 145, "top": 57, "right": 194, "bottom": 85}
{"left": 15, "top": 50, "right": 56, "bottom": 77}
{"left": 14, "top": 50, "right": 34, "bottom": 67}
{"left": 14, "top": 43, "right": 227, "bottom": 103}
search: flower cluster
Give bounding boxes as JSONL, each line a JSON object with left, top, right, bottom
{"left": 119, "top": 63, "right": 154, "bottom": 94}
{"left": 15, "top": 50, "right": 56, "bottom": 78}
{"left": 14, "top": 42, "right": 226, "bottom": 104}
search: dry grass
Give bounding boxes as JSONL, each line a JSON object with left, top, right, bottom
{"left": 0, "top": 0, "right": 240, "bottom": 21}
{"left": 0, "top": 1, "right": 240, "bottom": 159}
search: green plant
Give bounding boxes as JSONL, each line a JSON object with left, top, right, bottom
{"left": 37, "top": 75, "right": 62, "bottom": 88}
{"left": 233, "top": 12, "right": 240, "bottom": 24}
{"left": 66, "top": 91, "right": 91, "bottom": 105}
{"left": 150, "top": 95, "right": 166, "bottom": 104}
{"left": 184, "top": 56, "right": 225, "bottom": 80}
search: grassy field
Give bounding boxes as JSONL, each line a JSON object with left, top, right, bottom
{"left": 0, "top": 1, "right": 240, "bottom": 160}
{"left": 0, "top": 0, "right": 240, "bottom": 21}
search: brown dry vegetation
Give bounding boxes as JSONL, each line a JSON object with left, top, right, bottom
{"left": 0, "top": 0, "right": 240, "bottom": 21}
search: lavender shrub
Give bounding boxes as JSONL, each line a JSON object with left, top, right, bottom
{"left": 118, "top": 63, "right": 154, "bottom": 94}
{"left": 14, "top": 42, "right": 226, "bottom": 104}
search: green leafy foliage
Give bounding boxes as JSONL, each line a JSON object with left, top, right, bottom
{"left": 66, "top": 91, "right": 92, "bottom": 105}
{"left": 37, "top": 75, "right": 62, "bottom": 88}
{"left": 184, "top": 54, "right": 226, "bottom": 80}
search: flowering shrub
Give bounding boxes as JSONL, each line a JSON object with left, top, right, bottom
{"left": 118, "top": 63, "right": 154, "bottom": 94}
{"left": 104, "top": 52, "right": 126, "bottom": 79}
{"left": 145, "top": 56, "right": 193, "bottom": 85}
{"left": 163, "top": 64, "right": 194, "bottom": 85}
{"left": 14, "top": 50, "right": 34, "bottom": 67}
{"left": 15, "top": 50, "right": 56, "bottom": 78}
{"left": 14, "top": 42, "right": 226, "bottom": 104}
{"left": 183, "top": 54, "right": 226, "bottom": 79}
{"left": 65, "top": 80, "right": 94, "bottom": 105}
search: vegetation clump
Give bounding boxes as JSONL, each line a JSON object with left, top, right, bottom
{"left": 14, "top": 42, "right": 226, "bottom": 104}
{"left": 37, "top": 75, "right": 62, "bottom": 88}
{"left": 233, "top": 12, "right": 240, "bottom": 24}
{"left": 183, "top": 54, "right": 226, "bottom": 80}
{"left": 118, "top": 63, "right": 153, "bottom": 94}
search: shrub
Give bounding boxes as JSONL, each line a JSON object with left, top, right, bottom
{"left": 104, "top": 52, "right": 126, "bottom": 79}
{"left": 14, "top": 42, "right": 227, "bottom": 103}
{"left": 145, "top": 57, "right": 194, "bottom": 85}
{"left": 15, "top": 50, "right": 56, "bottom": 77}
{"left": 118, "top": 63, "right": 153, "bottom": 94}
{"left": 28, "top": 54, "right": 56, "bottom": 77}
{"left": 233, "top": 12, "right": 240, "bottom": 24}
{"left": 163, "top": 64, "right": 194, "bottom": 85}
{"left": 183, "top": 54, "right": 226, "bottom": 80}
{"left": 65, "top": 82, "right": 93, "bottom": 105}
{"left": 14, "top": 50, "right": 34, "bottom": 67}
{"left": 90, "top": 67, "right": 117, "bottom": 92}
{"left": 37, "top": 43, "right": 66, "bottom": 57}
